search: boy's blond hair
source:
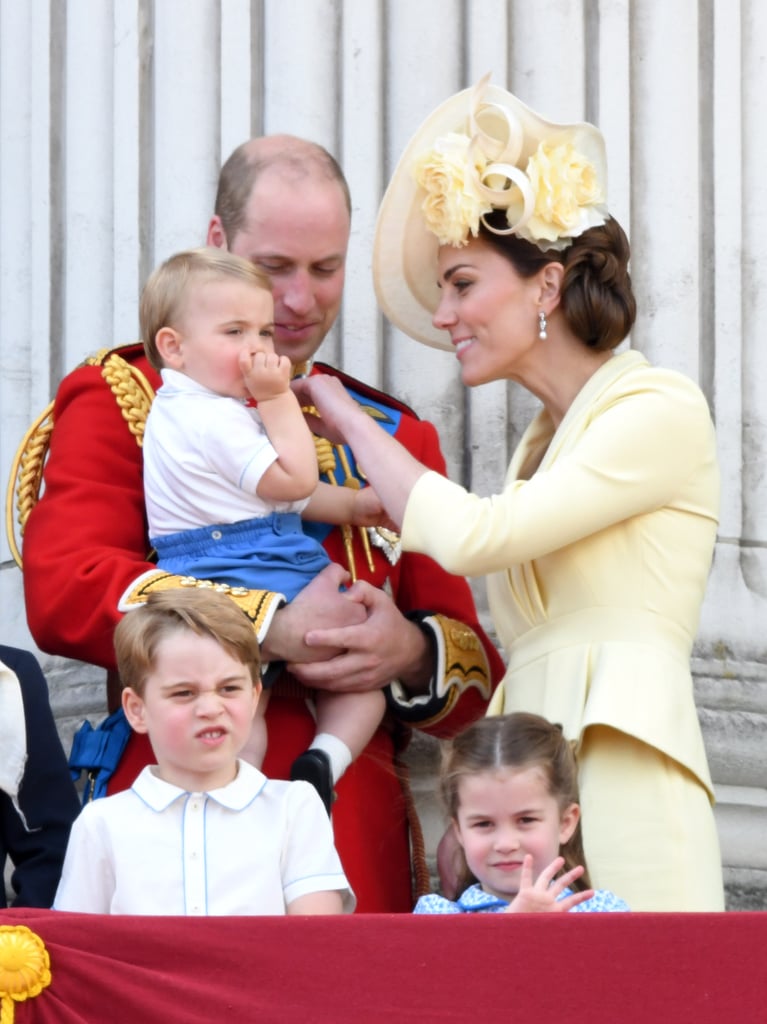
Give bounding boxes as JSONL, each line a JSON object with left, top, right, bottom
{"left": 114, "top": 588, "right": 261, "bottom": 697}
{"left": 140, "top": 247, "right": 272, "bottom": 371}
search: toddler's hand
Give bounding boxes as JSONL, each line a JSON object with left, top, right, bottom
{"left": 504, "top": 855, "right": 594, "bottom": 914}
{"left": 350, "top": 485, "right": 399, "bottom": 530}
{"left": 240, "top": 346, "right": 292, "bottom": 402}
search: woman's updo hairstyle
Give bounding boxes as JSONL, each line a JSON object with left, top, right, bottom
{"left": 560, "top": 217, "right": 636, "bottom": 350}
{"left": 479, "top": 213, "right": 637, "bottom": 352}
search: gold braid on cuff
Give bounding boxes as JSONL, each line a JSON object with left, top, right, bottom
{"left": 387, "top": 612, "right": 493, "bottom": 728}
{"left": 431, "top": 612, "right": 493, "bottom": 704}
{"left": 121, "top": 571, "right": 282, "bottom": 640}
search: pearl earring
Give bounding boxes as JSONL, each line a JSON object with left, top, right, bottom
{"left": 538, "top": 310, "right": 547, "bottom": 340}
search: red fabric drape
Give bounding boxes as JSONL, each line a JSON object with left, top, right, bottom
{"left": 2, "top": 908, "right": 764, "bottom": 1023}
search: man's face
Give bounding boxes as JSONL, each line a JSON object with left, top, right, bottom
{"left": 218, "top": 169, "right": 350, "bottom": 366}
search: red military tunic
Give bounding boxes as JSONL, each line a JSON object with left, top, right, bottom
{"left": 23, "top": 344, "right": 503, "bottom": 912}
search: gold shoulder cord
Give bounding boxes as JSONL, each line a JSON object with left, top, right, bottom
{"left": 296, "top": 363, "right": 387, "bottom": 581}
{"left": 100, "top": 350, "right": 155, "bottom": 447}
{"left": 312, "top": 432, "right": 375, "bottom": 583}
{"left": 5, "top": 404, "right": 55, "bottom": 568}
{"left": 5, "top": 349, "right": 155, "bottom": 569}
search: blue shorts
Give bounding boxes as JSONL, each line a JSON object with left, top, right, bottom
{"left": 151, "top": 512, "right": 331, "bottom": 603}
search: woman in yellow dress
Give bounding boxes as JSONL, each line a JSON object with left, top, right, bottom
{"left": 294, "top": 77, "right": 723, "bottom": 911}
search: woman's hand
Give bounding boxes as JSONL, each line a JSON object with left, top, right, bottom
{"left": 505, "top": 855, "right": 593, "bottom": 914}
{"left": 292, "top": 375, "right": 364, "bottom": 445}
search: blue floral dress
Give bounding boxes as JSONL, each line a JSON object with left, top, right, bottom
{"left": 414, "top": 883, "right": 629, "bottom": 914}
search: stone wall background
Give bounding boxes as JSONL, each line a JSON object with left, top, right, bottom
{"left": 1, "top": 0, "right": 766, "bottom": 907}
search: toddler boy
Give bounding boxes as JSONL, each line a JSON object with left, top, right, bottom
{"left": 140, "top": 248, "right": 389, "bottom": 810}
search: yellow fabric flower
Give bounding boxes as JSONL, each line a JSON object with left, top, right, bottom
{"left": 0, "top": 925, "right": 51, "bottom": 1022}
{"left": 413, "top": 133, "right": 492, "bottom": 246}
{"left": 522, "top": 140, "right": 605, "bottom": 244}
{"left": 0, "top": 925, "right": 52, "bottom": 998}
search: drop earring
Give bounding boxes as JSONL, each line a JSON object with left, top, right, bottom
{"left": 538, "top": 309, "right": 547, "bottom": 340}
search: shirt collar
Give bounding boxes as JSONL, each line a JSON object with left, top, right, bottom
{"left": 456, "top": 884, "right": 509, "bottom": 911}
{"left": 159, "top": 367, "right": 220, "bottom": 398}
{"left": 131, "top": 759, "right": 268, "bottom": 812}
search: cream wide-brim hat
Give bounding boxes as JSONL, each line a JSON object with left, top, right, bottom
{"left": 372, "top": 78, "right": 608, "bottom": 350}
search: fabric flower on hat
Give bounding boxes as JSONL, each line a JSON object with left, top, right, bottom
{"left": 413, "top": 132, "right": 492, "bottom": 246}
{"left": 410, "top": 77, "right": 608, "bottom": 254}
{"left": 517, "top": 139, "right": 606, "bottom": 248}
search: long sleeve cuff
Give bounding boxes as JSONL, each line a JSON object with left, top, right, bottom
{"left": 385, "top": 611, "right": 493, "bottom": 729}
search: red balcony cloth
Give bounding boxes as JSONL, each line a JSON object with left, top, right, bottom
{"left": 2, "top": 907, "right": 763, "bottom": 1023}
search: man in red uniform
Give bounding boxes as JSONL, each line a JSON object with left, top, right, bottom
{"left": 22, "top": 135, "right": 503, "bottom": 912}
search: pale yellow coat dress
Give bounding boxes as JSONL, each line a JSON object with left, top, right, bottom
{"left": 401, "top": 350, "right": 724, "bottom": 910}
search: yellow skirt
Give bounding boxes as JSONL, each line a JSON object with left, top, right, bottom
{"left": 578, "top": 725, "right": 724, "bottom": 911}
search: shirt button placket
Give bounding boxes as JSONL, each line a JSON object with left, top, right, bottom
{"left": 183, "top": 795, "right": 207, "bottom": 915}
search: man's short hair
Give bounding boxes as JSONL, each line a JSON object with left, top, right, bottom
{"left": 215, "top": 135, "right": 352, "bottom": 243}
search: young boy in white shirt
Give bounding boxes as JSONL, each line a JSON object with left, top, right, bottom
{"left": 54, "top": 588, "right": 354, "bottom": 915}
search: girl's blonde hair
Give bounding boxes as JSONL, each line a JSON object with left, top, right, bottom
{"left": 441, "top": 712, "right": 591, "bottom": 893}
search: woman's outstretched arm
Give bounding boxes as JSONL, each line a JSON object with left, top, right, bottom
{"left": 292, "top": 374, "right": 427, "bottom": 527}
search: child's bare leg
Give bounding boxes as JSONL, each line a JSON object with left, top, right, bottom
{"left": 313, "top": 688, "right": 386, "bottom": 766}
{"left": 290, "top": 689, "right": 386, "bottom": 813}
{"left": 238, "top": 691, "right": 270, "bottom": 769}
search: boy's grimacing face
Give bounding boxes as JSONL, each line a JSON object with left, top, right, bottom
{"left": 121, "top": 627, "right": 261, "bottom": 792}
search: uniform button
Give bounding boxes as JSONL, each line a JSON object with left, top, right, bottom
{"left": 211, "top": 530, "right": 222, "bottom": 540}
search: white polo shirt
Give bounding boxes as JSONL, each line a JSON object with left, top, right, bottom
{"left": 54, "top": 761, "right": 354, "bottom": 915}
{"left": 143, "top": 369, "right": 307, "bottom": 537}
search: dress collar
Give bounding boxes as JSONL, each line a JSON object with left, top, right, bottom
{"left": 456, "top": 884, "right": 508, "bottom": 912}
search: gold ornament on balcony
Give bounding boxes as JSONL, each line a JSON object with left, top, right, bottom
{"left": 0, "top": 925, "right": 52, "bottom": 1022}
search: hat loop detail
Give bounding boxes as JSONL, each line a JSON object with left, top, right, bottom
{"left": 468, "top": 74, "right": 525, "bottom": 165}
{"left": 472, "top": 161, "right": 536, "bottom": 236}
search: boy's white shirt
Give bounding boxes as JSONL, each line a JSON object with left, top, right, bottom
{"left": 54, "top": 759, "right": 354, "bottom": 915}
{"left": 144, "top": 368, "right": 308, "bottom": 537}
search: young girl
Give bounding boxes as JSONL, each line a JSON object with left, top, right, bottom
{"left": 415, "top": 713, "right": 629, "bottom": 913}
